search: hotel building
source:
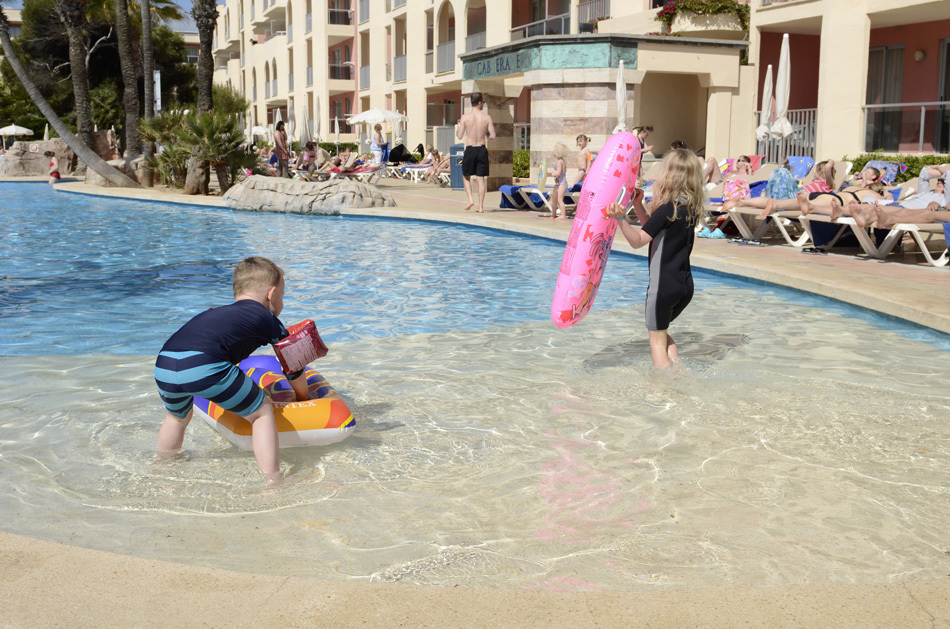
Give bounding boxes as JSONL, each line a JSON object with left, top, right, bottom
{"left": 213, "top": 0, "right": 950, "bottom": 189}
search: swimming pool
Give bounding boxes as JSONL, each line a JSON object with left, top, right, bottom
{"left": 1, "top": 183, "right": 948, "bottom": 592}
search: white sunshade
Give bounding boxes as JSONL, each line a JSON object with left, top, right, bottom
{"left": 771, "top": 34, "right": 794, "bottom": 139}
{"left": 346, "top": 108, "right": 407, "bottom": 126}
{"left": 0, "top": 124, "right": 34, "bottom": 136}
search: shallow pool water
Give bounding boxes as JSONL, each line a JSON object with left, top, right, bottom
{"left": 1, "top": 183, "right": 949, "bottom": 592}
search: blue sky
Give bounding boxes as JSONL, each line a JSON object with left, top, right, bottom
{"left": 4, "top": 0, "right": 197, "bottom": 31}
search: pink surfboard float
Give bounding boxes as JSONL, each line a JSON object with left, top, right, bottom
{"left": 551, "top": 131, "right": 640, "bottom": 328}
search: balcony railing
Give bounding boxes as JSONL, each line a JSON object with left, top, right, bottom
{"left": 264, "top": 29, "right": 286, "bottom": 42}
{"left": 330, "top": 118, "right": 353, "bottom": 135}
{"left": 305, "top": 12, "right": 312, "bottom": 33}
{"left": 578, "top": 0, "right": 610, "bottom": 24}
{"left": 265, "top": 82, "right": 270, "bottom": 98}
{"left": 755, "top": 108, "right": 817, "bottom": 161}
{"left": 358, "top": 0, "right": 369, "bottom": 23}
{"left": 271, "top": 78, "right": 277, "bottom": 96}
{"left": 426, "top": 51, "right": 433, "bottom": 74}
{"left": 393, "top": 0, "right": 406, "bottom": 7}
{"left": 393, "top": 55, "right": 407, "bottom": 82}
{"left": 436, "top": 40, "right": 455, "bottom": 73}
{"left": 863, "top": 100, "right": 950, "bottom": 154}
{"left": 287, "top": 23, "right": 292, "bottom": 42}
{"left": 465, "top": 31, "right": 486, "bottom": 52}
{"left": 386, "top": 62, "right": 391, "bottom": 82}
{"left": 511, "top": 12, "right": 571, "bottom": 40}
{"left": 288, "top": 73, "right": 293, "bottom": 90}
{"left": 306, "top": 66, "right": 313, "bottom": 86}
{"left": 329, "top": 8, "right": 352, "bottom": 25}
{"left": 329, "top": 64, "right": 353, "bottom": 80}
{"left": 359, "top": 64, "right": 371, "bottom": 89}
{"left": 250, "top": 3, "right": 255, "bottom": 19}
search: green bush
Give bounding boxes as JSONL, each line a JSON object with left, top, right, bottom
{"left": 840, "top": 151, "right": 950, "bottom": 184}
{"left": 513, "top": 149, "right": 530, "bottom": 179}
{"left": 319, "top": 141, "right": 358, "bottom": 155}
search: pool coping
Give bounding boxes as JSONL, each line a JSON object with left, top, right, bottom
{"left": 2, "top": 177, "right": 948, "bottom": 626}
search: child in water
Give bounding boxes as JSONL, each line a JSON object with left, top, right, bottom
{"left": 605, "top": 148, "right": 705, "bottom": 369}
{"left": 549, "top": 142, "right": 569, "bottom": 220}
{"left": 154, "top": 256, "right": 310, "bottom": 483}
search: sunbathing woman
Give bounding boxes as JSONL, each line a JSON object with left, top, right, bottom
{"left": 426, "top": 153, "right": 451, "bottom": 185}
{"left": 841, "top": 176, "right": 950, "bottom": 227}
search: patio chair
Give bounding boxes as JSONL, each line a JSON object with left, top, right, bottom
{"left": 400, "top": 163, "right": 430, "bottom": 183}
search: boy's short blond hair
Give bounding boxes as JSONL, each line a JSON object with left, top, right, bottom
{"left": 233, "top": 256, "right": 283, "bottom": 297}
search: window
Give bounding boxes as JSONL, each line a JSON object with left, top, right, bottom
{"left": 865, "top": 45, "right": 904, "bottom": 151}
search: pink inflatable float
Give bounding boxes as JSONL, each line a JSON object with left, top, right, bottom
{"left": 551, "top": 131, "right": 639, "bottom": 328}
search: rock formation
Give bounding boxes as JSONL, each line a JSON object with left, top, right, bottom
{"left": 0, "top": 140, "right": 75, "bottom": 177}
{"left": 223, "top": 175, "right": 396, "bottom": 215}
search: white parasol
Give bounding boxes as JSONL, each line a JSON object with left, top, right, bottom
{"left": 346, "top": 108, "right": 407, "bottom": 126}
{"left": 43, "top": 124, "right": 49, "bottom": 141}
{"left": 612, "top": 59, "right": 628, "bottom": 133}
{"left": 0, "top": 124, "right": 33, "bottom": 136}
{"left": 313, "top": 94, "right": 321, "bottom": 144}
{"left": 771, "top": 34, "right": 794, "bottom": 139}
{"left": 755, "top": 64, "right": 774, "bottom": 142}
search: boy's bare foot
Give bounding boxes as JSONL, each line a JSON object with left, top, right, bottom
{"left": 796, "top": 191, "right": 810, "bottom": 215}
{"left": 463, "top": 202, "right": 474, "bottom": 211}
{"left": 758, "top": 198, "right": 774, "bottom": 220}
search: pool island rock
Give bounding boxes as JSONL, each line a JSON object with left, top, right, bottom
{"left": 223, "top": 175, "right": 396, "bottom": 215}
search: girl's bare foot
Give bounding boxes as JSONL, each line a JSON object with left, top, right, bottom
{"left": 758, "top": 198, "right": 774, "bottom": 220}
{"left": 721, "top": 198, "right": 739, "bottom": 212}
{"left": 828, "top": 196, "right": 842, "bottom": 221}
{"left": 796, "top": 191, "right": 811, "bottom": 215}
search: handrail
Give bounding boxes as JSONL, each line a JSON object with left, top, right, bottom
{"left": 862, "top": 100, "right": 950, "bottom": 153}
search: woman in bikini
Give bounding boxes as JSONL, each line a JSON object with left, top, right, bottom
{"left": 45, "top": 151, "right": 60, "bottom": 185}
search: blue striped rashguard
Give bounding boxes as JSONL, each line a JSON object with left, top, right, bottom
{"left": 155, "top": 300, "right": 290, "bottom": 419}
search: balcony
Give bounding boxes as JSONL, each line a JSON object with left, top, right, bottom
{"left": 578, "top": 0, "right": 610, "bottom": 24}
{"left": 262, "top": 0, "right": 285, "bottom": 21}
{"left": 436, "top": 40, "right": 455, "bottom": 74}
{"left": 465, "top": 31, "right": 486, "bottom": 53}
{"left": 329, "top": 8, "right": 352, "bottom": 25}
{"left": 358, "top": 0, "right": 369, "bottom": 23}
{"left": 511, "top": 12, "right": 570, "bottom": 40}
{"left": 393, "top": 54, "right": 407, "bottom": 83}
{"left": 306, "top": 66, "right": 313, "bottom": 86}
{"left": 426, "top": 102, "right": 457, "bottom": 128}
{"left": 671, "top": 11, "right": 744, "bottom": 40}
{"left": 329, "top": 64, "right": 353, "bottom": 80}
{"left": 359, "top": 64, "right": 370, "bottom": 90}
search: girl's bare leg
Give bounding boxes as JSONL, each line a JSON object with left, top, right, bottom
{"left": 648, "top": 330, "right": 674, "bottom": 369}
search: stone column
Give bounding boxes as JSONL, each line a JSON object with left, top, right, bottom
{"left": 484, "top": 93, "right": 515, "bottom": 192}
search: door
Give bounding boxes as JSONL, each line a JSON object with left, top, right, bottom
{"left": 865, "top": 46, "right": 904, "bottom": 151}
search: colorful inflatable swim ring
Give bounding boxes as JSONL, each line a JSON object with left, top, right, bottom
{"left": 551, "top": 131, "right": 639, "bottom": 328}
{"left": 194, "top": 354, "right": 355, "bottom": 450}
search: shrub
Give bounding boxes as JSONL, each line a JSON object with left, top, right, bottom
{"left": 840, "top": 151, "right": 950, "bottom": 184}
{"left": 513, "top": 149, "right": 529, "bottom": 178}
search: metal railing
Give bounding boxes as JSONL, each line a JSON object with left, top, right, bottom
{"left": 251, "top": 3, "right": 255, "bottom": 19}
{"left": 436, "top": 40, "right": 455, "bottom": 73}
{"left": 271, "top": 78, "right": 277, "bottom": 96}
{"left": 305, "top": 12, "right": 312, "bottom": 33}
{"left": 329, "top": 8, "right": 352, "bottom": 25}
{"left": 425, "top": 51, "right": 433, "bottom": 74}
{"left": 466, "top": 31, "right": 486, "bottom": 52}
{"left": 330, "top": 117, "right": 353, "bottom": 135}
{"left": 578, "top": 0, "right": 610, "bottom": 24}
{"left": 358, "top": 0, "right": 369, "bottom": 23}
{"left": 306, "top": 66, "right": 313, "bottom": 86}
{"left": 393, "top": 0, "right": 406, "bottom": 7}
{"left": 755, "top": 108, "right": 817, "bottom": 161}
{"left": 359, "top": 64, "right": 371, "bottom": 89}
{"left": 288, "top": 73, "right": 293, "bottom": 90}
{"left": 265, "top": 82, "right": 270, "bottom": 98}
{"left": 510, "top": 12, "right": 570, "bottom": 40}
{"left": 863, "top": 101, "right": 950, "bottom": 154}
{"left": 329, "top": 64, "right": 353, "bottom": 80}
{"left": 287, "top": 22, "right": 293, "bottom": 42}
{"left": 514, "top": 123, "right": 530, "bottom": 151}
{"left": 393, "top": 55, "right": 407, "bottom": 82}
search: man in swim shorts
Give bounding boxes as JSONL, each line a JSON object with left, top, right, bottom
{"left": 456, "top": 92, "right": 497, "bottom": 213}
{"left": 154, "top": 257, "right": 309, "bottom": 483}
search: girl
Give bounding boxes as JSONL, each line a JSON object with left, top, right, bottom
{"left": 573, "top": 134, "right": 592, "bottom": 186}
{"left": 632, "top": 125, "right": 654, "bottom": 175}
{"left": 274, "top": 121, "right": 290, "bottom": 178}
{"left": 45, "top": 150, "right": 60, "bottom": 185}
{"left": 606, "top": 148, "right": 705, "bottom": 370}
{"left": 549, "top": 142, "right": 568, "bottom": 220}
{"left": 371, "top": 123, "right": 387, "bottom": 164}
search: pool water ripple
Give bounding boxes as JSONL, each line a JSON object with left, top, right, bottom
{"left": 1, "top": 183, "right": 949, "bottom": 591}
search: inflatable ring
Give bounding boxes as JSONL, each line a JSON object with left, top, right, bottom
{"left": 551, "top": 131, "right": 639, "bottom": 328}
{"left": 194, "top": 355, "right": 355, "bottom": 450}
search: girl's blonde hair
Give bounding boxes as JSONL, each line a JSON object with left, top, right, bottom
{"left": 814, "top": 159, "right": 835, "bottom": 182}
{"left": 553, "top": 142, "right": 568, "bottom": 159}
{"left": 650, "top": 148, "right": 707, "bottom": 227}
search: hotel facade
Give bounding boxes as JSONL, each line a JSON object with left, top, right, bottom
{"left": 212, "top": 0, "right": 950, "bottom": 189}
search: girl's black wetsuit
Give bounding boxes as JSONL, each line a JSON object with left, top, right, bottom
{"left": 641, "top": 201, "right": 695, "bottom": 331}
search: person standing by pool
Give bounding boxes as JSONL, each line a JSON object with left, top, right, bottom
{"left": 274, "top": 121, "right": 290, "bottom": 178}
{"left": 456, "top": 92, "right": 497, "bottom": 213}
{"left": 154, "top": 256, "right": 310, "bottom": 484}
{"left": 45, "top": 151, "right": 60, "bottom": 184}
{"left": 605, "top": 148, "right": 705, "bottom": 370}
{"left": 371, "top": 124, "right": 388, "bottom": 164}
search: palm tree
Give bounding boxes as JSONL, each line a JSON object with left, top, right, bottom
{"left": 179, "top": 111, "right": 244, "bottom": 193}
{"left": 114, "top": 0, "right": 140, "bottom": 156}
{"left": 0, "top": 6, "right": 140, "bottom": 187}
{"left": 55, "top": 0, "right": 95, "bottom": 152}
{"left": 181, "top": 0, "right": 217, "bottom": 194}
{"left": 140, "top": 0, "right": 154, "bottom": 185}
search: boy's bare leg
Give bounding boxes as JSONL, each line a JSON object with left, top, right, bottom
{"left": 158, "top": 408, "right": 192, "bottom": 454}
{"left": 476, "top": 175, "right": 487, "bottom": 213}
{"left": 462, "top": 176, "right": 475, "bottom": 211}
{"left": 648, "top": 330, "right": 673, "bottom": 369}
{"left": 849, "top": 201, "right": 877, "bottom": 227}
{"left": 246, "top": 401, "right": 281, "bottom": 482}
{"left": 289, "top": 373, "right": 310, "bottom": 401}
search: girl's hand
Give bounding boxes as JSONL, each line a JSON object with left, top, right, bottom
{"left": 604, "top": 201, "right": 626, "bottom": 219}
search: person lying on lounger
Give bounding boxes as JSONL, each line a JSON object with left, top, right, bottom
{"left": 836, "top": 175, "right": 950, "bottom": 227}
{"left": 426, "top": 154, "right": 451, "bottom": 185}
{"left": 721, "top": 159, "right": 852, "bottom": 219}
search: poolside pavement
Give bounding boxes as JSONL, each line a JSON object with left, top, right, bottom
{"left": 1, "top": 174, "right": 948, "bottom": 627}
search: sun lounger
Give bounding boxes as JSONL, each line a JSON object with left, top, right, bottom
{"left": 499, "top": 185, "right": 529, "bottom": 209}
{"left": 400, "top": 164, "right": 430, "bottom": 183}
{"left": 726, "top": 206, "right": 810, "bottom": 247}
{"left": 334, "top": 163, "right": 385, "bottom": 186}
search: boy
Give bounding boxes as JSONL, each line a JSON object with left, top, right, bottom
{"left": 154, "top": 257, "right": 309, "bottom": 482}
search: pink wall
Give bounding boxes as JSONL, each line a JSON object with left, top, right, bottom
{"left": 870, "top": 20, "right": 950, "bottom": 103}
{"left": 757, "top": 32, "right": 820, "bottom": 111}
{"left": 515, "top": 88, "right": 531, "bottom": 124}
